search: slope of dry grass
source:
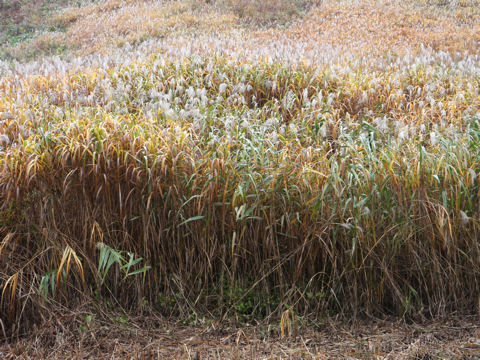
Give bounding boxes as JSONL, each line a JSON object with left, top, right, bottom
{"left": 0, "top": 0, "right": 99, "bottom": 59}
{"left": 3, "top": 0, "right": 480, "bottom": 61}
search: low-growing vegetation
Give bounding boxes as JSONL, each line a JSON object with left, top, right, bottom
{"left": 0, "top": 0, "right": 96, "bottom": 59}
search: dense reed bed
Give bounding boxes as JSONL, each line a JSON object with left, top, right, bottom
{"left": 1, "top": 53, "right": 479, "bottom": 336}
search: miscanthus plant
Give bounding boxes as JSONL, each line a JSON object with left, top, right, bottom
{"left": 0, "top": 54, "right": 479, "bottom": 335}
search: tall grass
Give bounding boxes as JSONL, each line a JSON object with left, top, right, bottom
{"left": 0, "top": 55, "right": 479, "bottom": 336}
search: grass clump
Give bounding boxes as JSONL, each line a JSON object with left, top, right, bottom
{"left": 219, "top": 0, "right": 322, "bottom": 27}
{"left": 0, "top": 54, "right": 479, "bottom": 337}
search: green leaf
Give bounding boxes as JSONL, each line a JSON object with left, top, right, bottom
{"left": 178, "top": 215, "right": 204, "bottom": 227}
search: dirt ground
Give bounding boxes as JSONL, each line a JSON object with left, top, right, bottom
{"left": 1, "top": 311, "right": 479, "bottom": 359}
